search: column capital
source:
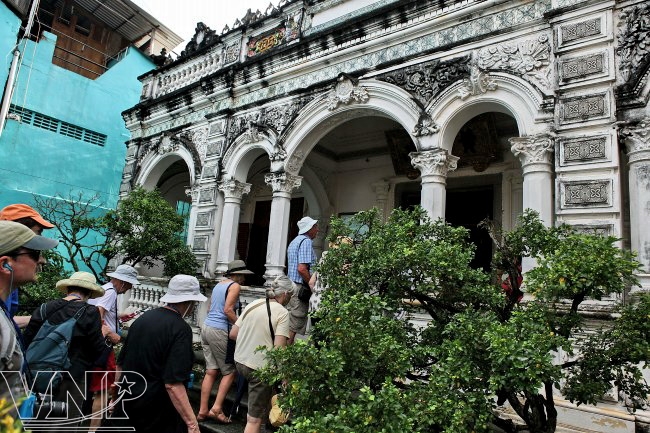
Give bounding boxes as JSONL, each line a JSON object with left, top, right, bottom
{"left": 409, "top": 149, "right": 459, "bottom": 180}
{"left": 217, "top": 179, "right": 251, "bottom": 200}
{"left": 264, "top": 172, "right": 302, "bottom": 194}
{"left": 620, "top": 118, "right": 650, "bottom": 164}
{"left": 509, "top": 134, "right": 554, "bottom": 167}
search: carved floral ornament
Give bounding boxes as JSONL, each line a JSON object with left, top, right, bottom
{"left": 477, "top": 34, "right": 552, "bottom": 88}
{"left": 326, "top": 75, "right": 369, "bottom": 110}
{"left": 217, "top": 179, "right": 251, "bottom": 200}
{"left": 509, "top": 135, "right": 554, "bottom": 166}
{"left": 620, "top": 117, "right": 650, "bottom": 155}
{"left": 409, "top": 149, "right": 459, "bottom": 178}
{"left": 412, "top": 114, "right": 439, "bottom": 137}
{"left": 458, "top": 64, "right": 498, "bottom": 100}
{"left": 264, "top": 172, "right": 302, "bottom": 193}
{"left": 617, "top": 3, "right": 650, "bottom": 83}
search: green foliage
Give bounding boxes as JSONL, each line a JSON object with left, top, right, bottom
{"left": 259, "top": 208, "right": 644, "bottom": 433}
{"left": 18, "top": 250, "right": 66, "bottom": 314}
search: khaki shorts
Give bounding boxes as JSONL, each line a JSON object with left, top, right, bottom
{"left": 200, "top": 325, "right": 236, "bottom": 376}
{"left": 236, "top": 362, "right": 272, "bottom": 419}
{"left": 288, "top": 282, "right": 309, "bottom": 335}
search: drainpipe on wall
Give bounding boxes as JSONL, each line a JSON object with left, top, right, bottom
{"left": 0, "top": 49, "right": 20, "bottom": 139}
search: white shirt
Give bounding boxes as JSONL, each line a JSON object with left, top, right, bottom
{"left": 88, "top": 282, "right": 119, "bottom": 333}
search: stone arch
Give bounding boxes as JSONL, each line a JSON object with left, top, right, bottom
{"left": 428, "top": 72, "right": 552, "bottom": 153}
{"left": 282, "top": 79, "right": 422, "bottom": 174}
{"left": 136, "top": 146, "right": 196, "bottom": 190}
{"left": 221, "top": 130, "right": 278, "bottom": 182}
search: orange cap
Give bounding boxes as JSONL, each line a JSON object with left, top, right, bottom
{"left": 0, "top": 204, "right": 54, "bottom": 228}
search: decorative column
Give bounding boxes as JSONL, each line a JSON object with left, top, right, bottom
{"left": 409, "top": 149, "right": 459, "bottom": 221}
{"left": 215, "top": 179, "right": 251, "bottom": 275}
{"left": 206, "top": 192, "right": 225, "bottom": 277}
{"left": 509, "top": 134, "right": 554, "bottom": 226}
{"left": 621, "top": 119, "right": 650, "bottom": 294}
{"left": 371, "top": 181, "right": 390, "bottom": 221}
{"left": 263, "top": 172, "right": 302, "bottom": 282}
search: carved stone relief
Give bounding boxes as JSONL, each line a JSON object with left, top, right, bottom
{"left": 620, "top": 117, "right": 650, "bottom": 159}
{"left": 409, "top": 149, "right": 459, "bottom": 178}
{"left": 559, "top": 94, "right": 607, "bottom": 123}
{"left": 206, "top": 140, "right": 225, "bottom": 158}
{"left": 510, "top": 135, "right": 554, "bottom": 166}
{"left": 217, "top": 179, "right": 252, "bottom": 200}
{"left": 560, "top": 136, "right": 608, "bottom": 164}
{"left": 192, "top": 127, "right": 209, "bottom": 158}
{"left": 478, "top": 34, "right": 551, "bottom": 88}
{"left": 223, "top": 42, "right": 240, "bottom": 65}
{"left": 192, "top": 235, "right": 208, "bottom": 252}
{"left": 196, "top": 211, "right": 212, "bottom": 227}
{"left": 412, "top": 114, "right": 439, "bottom": 137}
{"left": 208, "top": 121, "right": 226, "bottom": 136}
{"left": 377, "top": 56, "right": 470, "bottom": 105}
{"left": 264, "top": 172, "right": 302, "bottom": 193}
{"left": 617, "top": 3, "right": 650, "bottom": 84}
{"left": 199, "top": 187, "right": 216, "bottom": 203}
{"left": 458, "top": 64, "right": 497, "bottom": 100}
{"left": 561, "top": 180, "right": 611, "bottom": 208}
{"left": 570, "top": 224, "right": 614, "bottom": 236}
{"left": 286, "top": 150, "right": 306, "bottom": 174}
{"left": 201, "top": 164, "right": 219, "bottom": 180}
{"left": 560, "top": 18, "right": 602, "bottom": 44}
{"left": 559, "top": 53, "right": 606, "bottom": 82}
{"left": 326, "top": 75, "right": 369, "bottom": 110}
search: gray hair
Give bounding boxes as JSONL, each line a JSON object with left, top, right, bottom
{"left": 266, "top": 275, "right": 293, "bottom": 299}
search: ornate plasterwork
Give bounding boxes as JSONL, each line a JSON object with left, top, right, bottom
{"left": 412, "top": 114, "right": 439, "bottom": 137}
{"left": 620, "top": 118, "right": 650, "bottom": 163}
{"left": 560, "top": 136, "right": 607, "bottom": 164}
{"left": 377, "top": 56, "right": 470, "bottom": 105}
{"left": 617, "top": 3, "right": 650, "bottom": 84}
{"left": 192, "top": 127, "right": 209, "bottom": 158}
{"left": 478, "top": 34, "right": 551, "bottom": 89}
{"left": 458, "top": 64, "right": 498, "bottom": 100}
{"left": 217, "top": 179, "right": 251, "bottom": 200}
{"left": 240, "top": 121, "right": 267, "bottom": 144}
{"left": 286, "top": 150, "right": 306, "bottom": 174}
{"left": 559, "top": 94, "right": 607, "bottom": 124}
{"left": 326, "top": 75, "right": 369, "bottom": 110}
{"left": 409, "top": 149, "right": 459, "bottom": 178}
{"left": 157, "top": 134, "right": 180, "bottom": 154}
{"left": 561, "top": 180, "right": 611, "bottom": 208}
{"left": 264, "top": 172, "right": 302, "bottom": 194}
{"left": 510, "top": 135, "right": 554, "bottom": 166}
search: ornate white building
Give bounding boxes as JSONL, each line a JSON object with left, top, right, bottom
{"left": 120, "top": 1, "right": 650, "bottom": 430}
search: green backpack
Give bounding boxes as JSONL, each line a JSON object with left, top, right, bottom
{"left": 26, "top": 303, "right": 87, "bottom": 393}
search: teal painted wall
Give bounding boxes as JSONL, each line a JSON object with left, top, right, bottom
{"left": 0, "top": 24, "right": 154, "bottom": 271}
{"left": 0, "top": 2, "right": 21, "bottom": 100}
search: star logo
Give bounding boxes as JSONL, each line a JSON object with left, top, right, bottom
{"left": 114, "top": 375, "right": 136, "bottom": 396}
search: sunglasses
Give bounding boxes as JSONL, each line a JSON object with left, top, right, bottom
{"left": 13, "top": 249, "right": 42, "bottom": 262}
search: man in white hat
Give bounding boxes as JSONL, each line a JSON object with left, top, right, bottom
{"left": 111, "top": 275, "right": 206, "bottom": 433}
{"left": 0, "top": 221, "right": 58, "bottom": 373}
{"left": 286, "top": 216, "right": 318, "bottom": 344}
{"left": 86, "top": 264, "right": 139, "bottom": 429}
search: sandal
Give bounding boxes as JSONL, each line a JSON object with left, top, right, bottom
{"left": 207, "top": 409, "right": 231, "bottom": 424}
{"left": 196, "top": 412, "right": 208, "bottom": 422}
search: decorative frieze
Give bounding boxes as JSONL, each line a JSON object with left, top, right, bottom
{"left": 477, "top": 34, "right": 551, "bottom": 88}
{"left": 617, "top": 3, "right": 650, "bottom": 84}
{"left": 377, "top": 57, "right": 470, "bottom": 105}
{"left": 559, "top": 94, "right": 607, "bottom": 123}
{"left": 458, "top": 65, "right": 497, "bottom": 100}
{"left": 408, "top": 149, "right": 459, "bottom": 179}
{"left": 326, "top": 75, "right": 369, "bottom": 110}
{"left": 510, "top": 135, "right": 554, "bottom": 166}
{"left": 192, "top": 235, "right": 208, "bottom": 252}
{"left": 559, "top": 53, "right": 606, "bottom": 82}
{"left": 559, "top": 136, "right": 608, "bottom": 165}
{"left": 561, "top": 180, "right": 611, "bottom": 208}
{"left": 199, "top": 187, "right": 216, "bottom": 203}
{"left": 264, "top": 172, "right": 302, "bottom": 194}
{"left": 223, "top": 42, "right": 240, "bottom": 65}
{"left": 560, "top": 18, "right": 601, "bottom": 44}
{"left": 570, "top": 223, "right": 614, "bottom": 236}
{"left": 195, "top": 211, "right": 213, "bottom": 227}
{"left": 247, "top": 12, "right": 301, "bottom": 58}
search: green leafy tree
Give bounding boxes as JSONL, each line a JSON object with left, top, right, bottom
{"left": 33, "top": 187, "right": 198, "bottom": 279}
{"left": 19, "top": 250, "right": 66, "bottom": 314}
{"left": 259, "top": 208, "right": 648, "bottom": 433}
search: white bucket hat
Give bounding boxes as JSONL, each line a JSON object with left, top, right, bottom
{"left": 107, "top": 264, "right": 139, "bottom": 286}
{"left": 160, "top": 274, "right": 207, "bottom": 304}
{"left": 297, "top": 216, "right": 318, "bottom": 235}
{"left": 56, "top": 271, "right": 105, "bottom": 299}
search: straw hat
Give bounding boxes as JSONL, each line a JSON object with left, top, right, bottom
{"left": 160, "top": 275, "right": 207, "bottom": 304}
{"left": 56, "top": 271, "right": 105, "bottom": 299}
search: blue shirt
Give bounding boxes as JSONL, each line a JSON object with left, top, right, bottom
{"left": 204, "top": 281, "right": 239, "bottom": 330}
{"left": 287, "top": 234, "right": 316, "bottom": 284}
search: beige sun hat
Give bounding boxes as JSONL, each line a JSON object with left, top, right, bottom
{"left": 226, "top": 260, "right": 254, "bottom": 275}
{"left": 56, "top": 271, "right": 105, "bottom": 299}
{"left": 159, "top": 274, "right": 207, "bottom": 304}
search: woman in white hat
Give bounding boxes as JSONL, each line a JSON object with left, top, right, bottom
{"left": 198, "top": 260, "right": 254, "bottom": 423}
{"left": 109, "top": 274, "right": 206, "bottom": 433}
{"left": 23, "top": 271, "right": 107, "bottom": 430}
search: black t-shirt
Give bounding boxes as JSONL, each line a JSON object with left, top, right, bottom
{"left": 23, "top": 299, "right": 105, "bottom": 379}
{"left": 113, "top": 308, "right": 194, "bottom": 433}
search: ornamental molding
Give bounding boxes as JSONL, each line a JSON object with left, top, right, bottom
{"left": 191, "top": 127, "right": 209, "bottom": 159}
{"left": 217, "top": 179, "right": 252, "bottom": 200}
{"left": 377, "top": 56, "right": 470, "bottom": 105}
{"left": 561, "top": 180, "right": 611, "bottom": 209}
{"left": 509, "top": 134, "right": 554, "bottom": 166}
{"left": 408, "top": 149, "right": 459, "bottom": 178}
{"left": 458, "top": 64, "right": 498, "bottom": 100}
{"left": 326, "top": 75, "right": 369, "bottom": 110}
{"left": 286, "top": 150, "right": 306, "bottom": 174}
{"left": 477, "top": 34, "right": 552, "bottom": 89}
{"left": 264, "top": 172, "right": 302, "bottom": 194}
{"left": 620, "top": 118, "right": 650, "bottom": 157}
{"left": 617, "top": 4, "right": 650, "bottom": 85}
{"left": 412, "top": 114, "right": 439, "bottom": 137}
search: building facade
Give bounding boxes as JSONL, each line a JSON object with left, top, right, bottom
{"left": 119, "top": 0, "right": 650, "bottom": 430}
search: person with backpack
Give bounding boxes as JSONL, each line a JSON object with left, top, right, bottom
{"left": 23, "top": 271, "right": 107, "bottom": 430}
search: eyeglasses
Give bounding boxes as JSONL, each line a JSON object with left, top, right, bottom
{"left": 13, "top": 249, "right": 42, "bottom": 262}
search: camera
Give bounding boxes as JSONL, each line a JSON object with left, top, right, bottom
{"left": 33, "top": 393, "right": 67, "bottom": 419}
